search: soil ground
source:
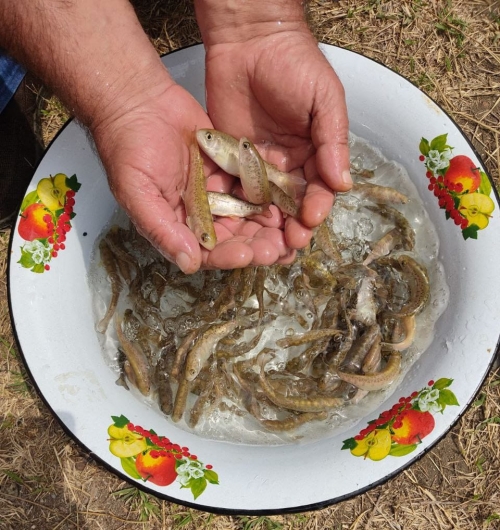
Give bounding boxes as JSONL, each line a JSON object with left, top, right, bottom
{"left": 1, "top": 1, "right": 499, "bottom": 529}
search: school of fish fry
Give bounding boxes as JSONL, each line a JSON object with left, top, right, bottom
{"left": 91, "top": 131, "right": 448, "bottom": 445}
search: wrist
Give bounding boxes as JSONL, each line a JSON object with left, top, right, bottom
{"left": 194, "top": 0, "right": 310, "bottom": 46}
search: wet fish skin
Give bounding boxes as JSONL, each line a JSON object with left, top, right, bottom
{"left": 258, "top": 354, "right": 344, "bottom": 412}
{"left": 97, "top": 239, "right": 123, "bottom": 334}
{"left": 184, "top": 130, "right": 217, "bottom": 250}
{"left": 115, "top": 315, "right": 151, "bottom": 396}
{"left": 207, "top": 191, "right": 272, "bottom": 219}
{"left": 336, "top": 350, "right": 401, "bottom": 391}
{"left": 276, "top": 328, "right": 343, "bottom": 349}
{"left": 269, "top": 181, "right": 299, "bottom": 218}
{"left": 196, "top": 128, "right": 306, "bottom": 198}
{"left": 184, "top": 315, "right": 255, "bottom": 381}
{"left": 352, "top": 182, "right": 409, "bottom": 204}
{"left": 239, "top": 136, "right": 272, "bottom": 205}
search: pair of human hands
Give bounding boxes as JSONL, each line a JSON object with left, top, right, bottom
{"left": 93, "top": 28, "right": 351, "bottom": 274}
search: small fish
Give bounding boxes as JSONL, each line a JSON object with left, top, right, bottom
{"left": 313, "top": 221, "right": 342, "bottom": 264}
{"left": 366, "top": 205, "right": 415, "bottom": 251}
{"left": 381, "top": 315, "right": 416, "bottom": 351}
{"left": 259, "top": 411, "right": 328, "bottom": 432}
{"left": 258, "top": 354, "right": 343, "bottom": 412}
{"left": 353, "top": 276, "right": 377, "bottom": 326}
{"left": 196, "top": 128, "right": 306, "bottom": 198}
{"left": 352, "top": 183, "right": 409, "bottom": 204}
{"left": 350, "top": 164, "right": 375, "bottom": 179}
{"left": 155, "top": 347, "right": 176, "bottom": 416}
{"left": 115, "top": 315, "right": 151, "bottom": 396}
{"left": 269, "top": 182, "right": 299, "bottom": 217}
{"left": 276, "top": 328, "right": 343, "bottom": 349}
{"left": 196, "top": 129, "right": 240, "bottom": 175}
{"left": 363, "top": 228, "right": 402, "bottom": 266}
{"left": 254, "top": 267, "right": 267, "bottom": 320}
{"left": 184, "top": 315, "right": 255, "bottom": 381}
{"left": 171, "top": 373, "right": 191, "bottom": 423}
{"left": 207, "top": 192, "right": 272, "bottom": 218}
{"left": 239, "top": 137, "right": 272, "bottom": 204}
{"left": 361, "top": 334, "right": 382, "bottom": 374}
{"left": 183, "top": 129, "right": 217, "bottom": 250}
{"left": 335, "top": 350, "right": 401, "bottom": 391}
{"left": 379, "top": 255, "right": 429, "bottom": 317}
{"left": 97, "top": 239, "right": 123, "bottom": 333}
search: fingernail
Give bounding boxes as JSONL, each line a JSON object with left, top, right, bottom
{"left": 176, "top": 252, "right": 191, "bottom": 274}
{"left": 341, "top": 169, "right": 352, "bottom": 187}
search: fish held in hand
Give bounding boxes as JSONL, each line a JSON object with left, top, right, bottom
{"left": 239, "top": 136, "right": 272, "bottom": 204}
{"left": 196, "top": 128, "right": 306, "bottom": 198}
{"left": 184, "top": 129, "right": 217, "bottom": 250}
{"left": 207, "top": 191, "right": 272, "bottom": 219}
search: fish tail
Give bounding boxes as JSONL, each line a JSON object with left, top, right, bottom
{"left": 260, "top": 203, "right": 273, "bottom": 218}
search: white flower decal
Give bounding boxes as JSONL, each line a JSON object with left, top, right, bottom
{"left": 23, "top": 240, "right": 51, "bottom": 265}
{"left": 176, "top": 459, "right": 205, "bottom": 486}
{"left": 426, "top": 148, "right": 452, "bottom": 172}
{"left": 417, "top": 388, "right": 441, "bottom": 413}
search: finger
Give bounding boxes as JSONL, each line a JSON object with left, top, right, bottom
{"left": 277, "top": 248, "right": 297, "bottom": 265}
{"left": 284, "top": 215, "right": 313, "bottom": 249}
{"left": 202, "top": 239, "right": 254, "bottom": 269}
{"left": 311, "top": 64, "right": 352, "bottom": 192}
{"left": 300, "top": 155, "right": 335, "bottom": 228}
{"left": 206, "top": 171, "right": 235, "bottom": 193}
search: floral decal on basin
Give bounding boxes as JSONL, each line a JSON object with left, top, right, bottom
{"left": 342, "top": 378, "right": 459, "bottom": 461}
{"left": 107, "top": 415, "right": 218, "bottom": 499}
{"left": 17, "top": 173, "right": 81, "bottom": 272}
{"left": 419, "top": 134, "right": 494, "bottom": 240}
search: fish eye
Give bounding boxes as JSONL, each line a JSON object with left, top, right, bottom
{"left": 201, "top": 233, "right": 210, "bottom": 242}
{"left": 242, "top": 141, "right": 250, "bottom": 149}
{"left": 205, "top": 132, "right": 213, "bottom": 141}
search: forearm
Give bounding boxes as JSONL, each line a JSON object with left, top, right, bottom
{"left": 194, "top": 0, "right": 310, "bottom": 45}
{"left": 0, "top": 0, "right": 173, "bottom": 131}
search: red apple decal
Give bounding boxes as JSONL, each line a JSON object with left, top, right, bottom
{"left": 135, "top": 450, "right": 178, "bottom": 486}
{"left": 18, "top": 203, "right": 52, "bottom": 241}
{"left": 443, "top": 155, "right": 481, "bottom": 193}
{"left": 391, "top": 409, "right": 435, "bottom": 445}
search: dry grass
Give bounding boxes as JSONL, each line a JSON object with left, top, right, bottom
{"left": 1, "top": 0, "right": 499, "bottom": 528}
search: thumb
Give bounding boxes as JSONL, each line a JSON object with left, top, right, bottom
{"left": 113, "top": 177, "right": 202, "bottom": 274}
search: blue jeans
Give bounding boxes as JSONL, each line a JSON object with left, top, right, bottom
{"left": 0, "top": 50, "right": 26, "bottom": 113}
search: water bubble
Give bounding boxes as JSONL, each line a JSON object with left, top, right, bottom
{"left": 357, "top": 217, "right": 374, "bottom": 237}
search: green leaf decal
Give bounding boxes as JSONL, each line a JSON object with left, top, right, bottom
{"left": 429, "top": 133, "right": 449, "bottom": 152}
{"left": 462, "top": 224, "right": 479, "bottom": 240}
{"left": 388, "top": 444, "right": 418, "bottom": 457}
{"left": 190, "top": 477, "right": 208, "bottom": 499}
{"left": 439, "top": 388, "right": 459, "bottom": 406}
{"left": 20, "top": 190, "right": 39, "bottom": 213}
{"left": 120, "top": 457, "right": 142, "bottom": 480}
{"left": 478, "top": 171, "right": 492, "bottom": 197}
{"left": 419, "top": 137, "right": 430, "bottom": 156}
{"left": 111, "top": 414, "right": 130, "bottom": 428}
{"left": 433, "top": 378, "right": 453, "bottom": 390}
{"left": 204, "top": 469, "right": 219, "bottom": 485}
{"left": 341, "top": 437, "right": 357, "bottom": 450}
{"left": 66, "top": 174, "right": 82, "bottom": 192}
{"left": 31, "top": 263, "right": 46, "bottom": 274}
{"left": 18, "top": 249, "right": 36, "bottom": 269}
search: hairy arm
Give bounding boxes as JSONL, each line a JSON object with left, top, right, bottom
{"left": 0, "top": 0, "right": 172, "bottom": 130}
